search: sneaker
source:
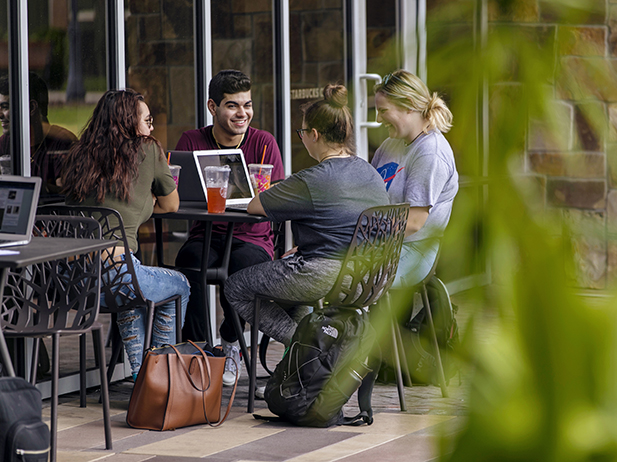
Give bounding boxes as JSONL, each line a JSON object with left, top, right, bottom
{"left": 255, "top": 386, "right": 265, "bottom": 400}
{"left": 222, "top": 340, "right": 241, "bottom": 386}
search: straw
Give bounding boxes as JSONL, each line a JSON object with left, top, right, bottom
{"left": 167, "top": 152, "right": 171, "bottom": 165}
{"left": 259, "top": 145, "right": 267, "bottom": 175}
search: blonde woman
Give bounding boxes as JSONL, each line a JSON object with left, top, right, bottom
{"left": 372, "top": 70, "right": 459, "bottom": 286}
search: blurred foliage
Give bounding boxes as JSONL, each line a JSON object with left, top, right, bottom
{"left": 374, "top": 0, "right": 617, "bottom": 460}
{"left": 428, "top": 0, "right": 617, "bottom": 460}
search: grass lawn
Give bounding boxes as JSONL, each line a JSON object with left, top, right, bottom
{"left": 48, "top": 103, "right": 96, "bottom": 137}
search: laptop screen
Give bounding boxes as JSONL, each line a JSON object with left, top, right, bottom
{"left": 0, "top": 176, "right": 41, "bottom": 242}
{"left": 193, "top": 150, "right": 254, "bottom": 204}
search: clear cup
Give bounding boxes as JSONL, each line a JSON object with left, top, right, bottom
{"left": 248, "top": 163, "right": 273, "bottom": 194}
{"left": 204, "top": 165, "right": 230, "bottom": 213}
{"left": 168, "top": 164, "right": 181, "bottom": 188}
{"left": 0, "top": 155, "right": 11, "bottom": 175}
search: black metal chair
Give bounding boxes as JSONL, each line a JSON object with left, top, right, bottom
{"left": 37, "top": 205, "right": 183, "bottom": 383}
{"left": 1, "top": 215, "right": 112, "bottom": 462}
{"left": 245, "top": 204, "right": 410, "bottom": 412}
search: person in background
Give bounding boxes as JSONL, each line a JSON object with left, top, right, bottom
{"left": 61, "top": 89, "right": 190, "bottom": 378}
{"left": 174, "top": 69, "right": 284, "bottom": 386}
{"left": 371, "top": 70, "right": 458, "bottom": 287}
{"left": 0, "top": 72, "right": 77, "bottom": 196}
{"left": 225, "top": 84, "right": 389, "bottom": 399}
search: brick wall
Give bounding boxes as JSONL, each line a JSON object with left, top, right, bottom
{"left": 489, "top": 0, "right": 616, "bottom": 288}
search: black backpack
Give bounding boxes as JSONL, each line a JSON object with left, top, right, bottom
{"left": 401, "top": 276, "right": 459, "bottom": 385}
{"left": 263, "top": 307, "right": 376, "bottom": 427}
{"left": 0, "top": 377, "right": 50, "bottom": 462}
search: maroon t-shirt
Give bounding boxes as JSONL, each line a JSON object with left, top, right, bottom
{"left": 175, "top": 125, "right": 284, "bottom": 257}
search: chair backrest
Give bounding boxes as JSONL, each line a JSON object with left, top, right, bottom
{"left": 1, "top": 216, "right": 102, "bottom": 336}
{"left": 323, "top": 204, "right": 409, "bottom": 309}
{"left": 37, "top": 205, "right": 149, "bottom": 313}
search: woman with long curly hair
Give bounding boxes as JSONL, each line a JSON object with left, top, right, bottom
{"left": 62, "top": 89, "right": 189, "bottom": 377}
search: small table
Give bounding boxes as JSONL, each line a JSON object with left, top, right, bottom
{"left": 0, "top": 237, "right": 116, "bottom": 377}
{"left": 154, "top": 202, "right": 270, "bottom": 345}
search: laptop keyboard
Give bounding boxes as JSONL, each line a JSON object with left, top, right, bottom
{"left": 225, "top": 203, "right": 249, "bottom": 211}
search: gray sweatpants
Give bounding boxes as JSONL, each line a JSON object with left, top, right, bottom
{"left": 224, "top": 253, "right": 342, "bottom": 346}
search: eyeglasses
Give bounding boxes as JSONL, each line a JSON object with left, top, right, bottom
{"left": 145, "top": 116, "right": 154, "bottom": 128}
{"left": 296, "top": 128, "right": 310, "bottom": 140}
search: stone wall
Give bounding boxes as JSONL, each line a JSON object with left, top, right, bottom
{"left": 491, "top": 0, "right": 615, "bottom": 289}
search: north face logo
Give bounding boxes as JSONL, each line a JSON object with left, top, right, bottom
{"left": 322, "top": 325, "right": 338, "bottom": 339}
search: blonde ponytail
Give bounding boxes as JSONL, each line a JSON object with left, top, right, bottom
{"left": 374, "top": 70, "right": 453, "bottom": 133}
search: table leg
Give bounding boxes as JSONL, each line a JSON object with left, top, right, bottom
{"left": 201, "top": 223, "right": 214, "bottom": 345}
{"left": 155, "top": 218, "right": 165, "bottom": 267}
{"left": 0, "top": 268, "right": 16, "bottom": 377}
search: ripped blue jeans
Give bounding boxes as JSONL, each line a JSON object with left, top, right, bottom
{"left": 102, "top": 253, "right": 190, "bottom": 376}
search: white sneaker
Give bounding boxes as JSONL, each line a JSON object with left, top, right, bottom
{"left": 222, "top": 340, "right": 241, "bottom": 386}
{"left": 255, "top": 386, "right": 265, "bottom": 400}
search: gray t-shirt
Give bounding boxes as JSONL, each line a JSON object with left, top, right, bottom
{"left": 371, "top": 130, "right": 458, "bottom": 242}
{"left": 260, "top": 156, "right": 390, "bottom": 259}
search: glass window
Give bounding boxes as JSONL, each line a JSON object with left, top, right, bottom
{"left": 126, "top": 1, "right": 194, "bottom": 152}
{"left": 0, "top": 0, "right": 106, "bottom": 199}
{"left": 289, "top": 2, "right": 345, "bottom": 173}
{"left": 211, "top": 2, "right": 275, "bottom": 144}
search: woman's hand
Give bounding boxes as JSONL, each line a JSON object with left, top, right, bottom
{"left": 247, "top": 194, "right": 266, "bottom": 216}
{"left": 281, "top": 246, "right": 298, "bottom": 258}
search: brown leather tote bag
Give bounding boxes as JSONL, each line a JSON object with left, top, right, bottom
{"left": 126, "top": 340, "right": 238, "bottom": 431}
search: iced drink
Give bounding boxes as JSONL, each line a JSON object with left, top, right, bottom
{"left": 204, "top": 165, "right": 230, "bottom": 214}
{"left": 168, "top": 164, "right": 181, "bottom": 187}
{"left": 248, "top": 163, "right": 273, "bottom": 194}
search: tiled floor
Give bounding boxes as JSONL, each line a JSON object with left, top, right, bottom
{"left": 44, "top": 289, "right": 476, "bottom": 462}
{"left": 49, "top": 381, "right": 465, "bottom": 462}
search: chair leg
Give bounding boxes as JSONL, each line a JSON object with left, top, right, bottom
{"left": 30, "top": 338, "right": 40, "bottom": 386}
{"left": 144, "top": 301, "right": 155, "bottom": 351}
{"left": 79, "top": 334, "right": 87, "bottom": 407}
{"left": 93, "top": 327, "right": 113, "bottom": 450}
{"left": 0, "top": 330, "right": 15, "bottom": 377}
{"left": 421, "top": 285, "right": 448, "bottom": 398}
{"left": 50, "top": 333, "right": 59, "bottom": 462}
{"left": 390, "top": 320, "right": 407, "bottom": 412}
{"left": 385, "top": 293, "right": 408, "bottom": 411}
{"left": 106, "top": 325, "right": 123, "bottom": 384}
{"left": 248, "top": 296, "right": 261, "bottom": 413}
{"left": 393, "top": 321, "right": 412, "bottom": 387}
{"left": 175, "top": 297, "right": 182, "bottom": 343}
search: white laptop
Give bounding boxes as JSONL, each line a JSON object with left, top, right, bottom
{"left": 0, "top": 175, "right": 42, "bottom": 247}
{"left": 193, "top": 149, "right": 255, "bottom": 210}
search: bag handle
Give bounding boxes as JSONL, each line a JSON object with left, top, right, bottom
{"left": 169, "top": 343, "right": 212, "bottom": 392}
{"left": 169, "top": 341, "right": 239, "bottom": 427}
{"left": 203, "top": 356, "right": 238, "bottom": 427}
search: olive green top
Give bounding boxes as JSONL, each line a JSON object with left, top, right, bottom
{"left": 68, "top": 141, "right": 176, "bottom": 252}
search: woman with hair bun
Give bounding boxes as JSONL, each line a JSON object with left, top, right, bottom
{"left": 225, "top": 83, "right": 389, "bottom": 348}
{"left": 372, "top": 70, "right": 459, "bottom": 287}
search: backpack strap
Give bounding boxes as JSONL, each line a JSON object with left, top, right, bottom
{"left": 340, "top": 352, "right": 379, "bottom": 426}
{"left": 340, "top": 410, "right": 373, "bottom": 426}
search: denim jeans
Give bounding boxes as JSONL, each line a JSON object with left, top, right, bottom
{"left": 102, "top": 253, "right": 190, "bottom": 376}
{"left": 394, "top": 238, "right": 440, "bottom": 288}
{"left": 225, "top": 254, "right": 341, "bottom": 347}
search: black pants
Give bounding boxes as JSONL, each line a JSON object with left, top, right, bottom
{"left": 175, "top": 234, "right": 271, "bottom": 343}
